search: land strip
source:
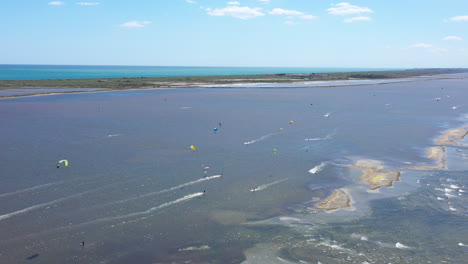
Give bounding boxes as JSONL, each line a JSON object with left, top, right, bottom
{"left": 1, "top": 68, "right": 467, "bottom": 91}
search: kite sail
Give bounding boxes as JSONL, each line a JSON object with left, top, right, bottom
{"left": 56, "top": 160, "right": 69, "bottom": 168}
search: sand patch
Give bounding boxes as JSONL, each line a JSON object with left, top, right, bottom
{"left": 313, "top": 189, "right": 355, "bottom": 212}
{"left": 400, "top": 146, "right": 446, "bottom": 170}
{"left": 435, "top": 126, "right": 468, "bottom": 146}
{"left": 350, "top": 159, "right": 401, "bottom": 190}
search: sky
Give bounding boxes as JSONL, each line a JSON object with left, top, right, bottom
{"left": 1, "top": 0, "right": 468, "bottom": 68}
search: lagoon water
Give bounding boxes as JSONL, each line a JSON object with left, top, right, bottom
{"left": 0, "top": 77, "right": 467, "bottom": 263}
{"left": 0, "top": 65, "right": 396, "bottom": 80}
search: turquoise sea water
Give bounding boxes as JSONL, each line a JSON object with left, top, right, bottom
{"left": 0, "top": 77, "right": 467, "bottom": 263}
{"left": 0, "top": 65, "right": 398, "bottom": 80}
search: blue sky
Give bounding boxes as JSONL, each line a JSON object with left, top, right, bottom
{"left": 1, "top": 0, "right": 468, "bottom": 68}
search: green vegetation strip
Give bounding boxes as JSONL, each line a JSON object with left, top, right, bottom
{"left": 0, "top": 68, "right": 467, "bottom": 90}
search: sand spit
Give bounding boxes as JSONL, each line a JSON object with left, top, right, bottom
{"left": 400, "top": 146, "right": 447, "bottom": 170}
{"left": 350, "top": 160, "right": 401, "bottom": 190}
{"left": 314, "top": 189, "right": 355, "bottom": 212}
{"left": 435, "top": 126, "right": 468, "bottom": 146}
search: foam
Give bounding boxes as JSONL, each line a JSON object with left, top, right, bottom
{"left": 395, "top": 242, "right": 411, "bottom": 249}
{"left": 309, "top": 162, "right": 327, "bottom": 174}
{"left": 107, "top": 134, "right": 123, "bottom": 137}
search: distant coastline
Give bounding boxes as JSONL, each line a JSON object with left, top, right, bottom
{"left": 1, "top": 68, "right": 467, "bottom": 99}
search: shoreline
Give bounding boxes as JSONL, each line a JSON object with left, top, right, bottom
{"left": 1, "top": 68, "right": 467, "bottom": 100}
{"left": 0, "top": 76, "right": 461, "bottom": 101}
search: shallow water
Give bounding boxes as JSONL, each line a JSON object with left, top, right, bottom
{"left": 0, "top": 65, "right": 397, "bottom": 80}
{"left": 0, "top": 88, "right": 106, "bottom": 97}
{"left": 0, "top": 78, "right": 467, "bottom": 263}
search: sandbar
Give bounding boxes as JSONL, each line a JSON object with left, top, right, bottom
{"left": 435, "top": 126, "right": 468, "bottom": 146}
{"left": 313, "top": 189, "right": 355, "bottom": 212}
{"left": 350, "top": 159, "right": 401, "bottom": 190}
{"left": 400, "top": 146, "right": 446, "bottom": 170}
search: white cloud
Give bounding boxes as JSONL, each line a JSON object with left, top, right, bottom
{"left": 206, "top": 6, "right": 265, "bottom": 19}
{"left": 48, "top": 1, "right": 65, "bottom": 5}
{"left": 285, "top": 21, "right": 298, "bottom": 26}
{"left": 327, "top": 2, "right": 373, "bottom": 15}
{"left": 344, "top": 16, "right": 372, "bottom": 23}
{"left": 269, "top": 8, "right": 317, "bottom": 20}
{"left": 259, "top": 0, "right": 270, "bottom": 3}
{"left": 77, "top": 2, "right": 99, "bottom": 5}
{"left": 301, "top": 14, "right": 316, "bottom": 20}
{"left": 227, "top": 1, "right": 240, "bottom": 5}
{"left": 186, "top": 0, "right": 197, "bottom": 3}
{"left": 120, "top": 21, "right": 151, "bottom": 28}
{"left": 270, "top": 8, "right": 303, "bottom": 16}
{"left": 450, "top": 15, "right": 468, "bottom": 21}
{"left": 410, "top": 43, "right": 433, "bottom": 48}
{"left": 444, "top": 36, "right": 463, "bottom": 41}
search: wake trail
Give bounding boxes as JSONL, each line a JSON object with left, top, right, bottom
{"left": 252, "top": 178, "right": 288, "bottom": 192}
{"left": 83, "top": 192, "right": 204, "bottom": 226}
{"left": 244, "top": 132, "right": 278, "bottom": 145}
{"left": 304, "top": 129, "right": 336, "bottom": 141}
{"left": 0, "top": 181, "right": 63, "bottom": 199}
{"left": 0, "top": 176, "right": 148, "bottom": 222}
{"left": 93, "top": 174, "right": 222, "bottom": 209}
{"left": 2, "top": 192, "right": 205, "bottom": 243}
{"left": 0, "top": 191, "right": 88, "bottom": 221}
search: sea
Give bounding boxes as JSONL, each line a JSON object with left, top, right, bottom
{"left": 0, "top": 64, "right": 398, "bottom": 80}
{"left": 0, "top": 72, "right": 467, "bottom": 263}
